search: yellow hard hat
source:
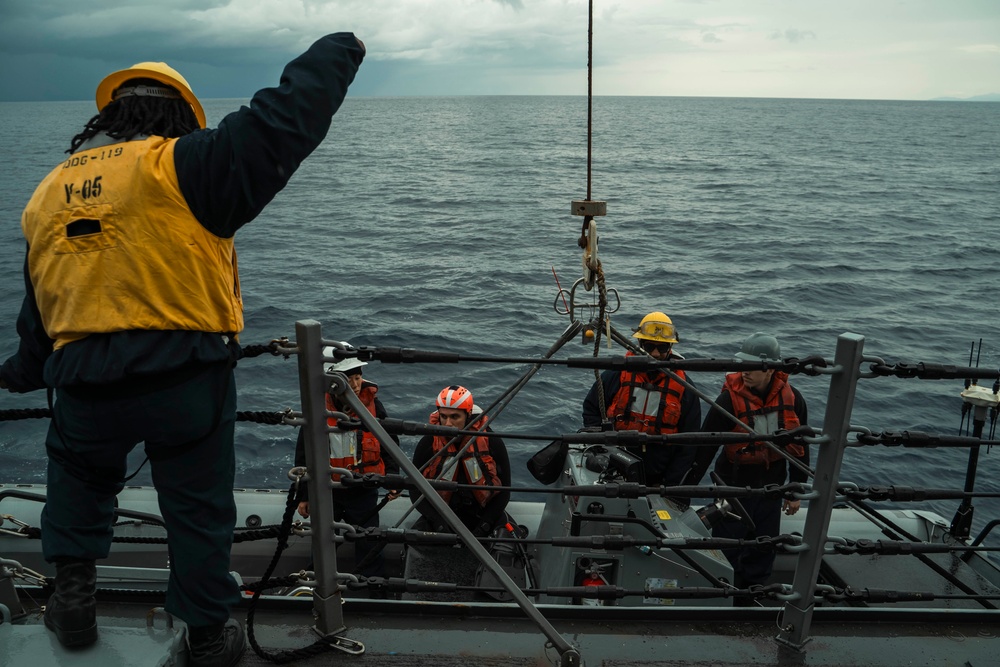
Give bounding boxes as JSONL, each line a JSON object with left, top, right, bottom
{"left": 632, "top": 311, "right": 678, "bottom": 343}
{"left": 96, "top": 61, "right": 206, "bottom": 129}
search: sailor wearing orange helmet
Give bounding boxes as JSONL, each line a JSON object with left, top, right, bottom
{"left": 410, "top": 385, "right": 511, "bottom": 536}
{"left": 582, "top": 311, "right": 702, "bottom": 487}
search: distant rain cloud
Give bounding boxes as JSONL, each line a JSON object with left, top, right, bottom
{"left": 702, "top": 32, "right": 723, "bottom": 44}
{"left": 770, "top": 29, "right": 817, "bottom": 43}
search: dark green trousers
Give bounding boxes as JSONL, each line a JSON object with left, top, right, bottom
{"left": 41, "top": 362, "right": 241, "bottom": 626}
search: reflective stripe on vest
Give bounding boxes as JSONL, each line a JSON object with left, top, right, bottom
{"left": 326, "top": 383, "right": 385, "bottom": 482}
{"left": 423, "top": 411, "right": 501, "bottom": 507}
{"left": 606, "top": 359, "right": 687, "bottom": 435}
{"left": 722, "top": 372, "right": 804, "bottom": 466}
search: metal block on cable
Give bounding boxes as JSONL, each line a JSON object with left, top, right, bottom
{"left": 571, "top": 200, "right": 607, "bottom": 217}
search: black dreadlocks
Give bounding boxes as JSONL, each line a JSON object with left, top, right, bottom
{"left": 67, "top": 79, "right": 200, "bottom": 154}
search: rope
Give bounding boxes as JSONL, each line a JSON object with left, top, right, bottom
{"left": 592, "top": 265, "right": 610, "bottom": 422}
{"left": 243, "top": 482, "right": 367, "bottom": 662}
{"left": 0, "top": 408, "right": 52, "bottom": 421}
{"left": 0, "top": 407, "right": 288, "bottom": 425}
{"left": 245, "top": 481, "right": 330, "bottom": 664}
{"left": 236, "top": 411, "right": 290, "bottom": 425}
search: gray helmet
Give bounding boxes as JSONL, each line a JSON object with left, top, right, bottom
{"left": 734, "top": 332, "right": 781, "bottom": 363}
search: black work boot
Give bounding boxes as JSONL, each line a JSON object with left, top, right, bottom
{"left": 188, "top": 618, "right": 247, "bottom": 667}
{"left": 44, "top": 559, "right": 98, "bottom": 647}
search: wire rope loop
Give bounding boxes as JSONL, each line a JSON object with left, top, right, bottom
{"left": 280, "top": 407, "right": 298, "bottom": 426}
{"left": 330, "top": 467, "right": 353, "bottom": 482}
{"left": 806, "top": 363, "right": 842, "bottom": 375}
{"left": 272, "top": 339, "right": 298, "bottom": 358}
{"left": 836, "top": 480, "right": 860, "bottom": 501}
{"left": 553, "top": 289, "right": 573, "bottom": 315}
{"left": 295, "top": 570, "right": 317, "bottom": 588}
{"left": 783, "top": 540, "right": 810, "bottom": 554}
{"left": 813, "top": 583, "right": 839, "bottom": 602}
{"left": 846, "top": 425, "right": 874, "bottom": 447}
{"left": 333, "top": 520, "right": 359, "bottom": 538}
{"left": 773, "top": 584, "right": 799, "bottom": 602}
{"left": 859, "top": 355, "right": 887, "bottom": 379}
{"left": 603, "top": 287, "right": 621, "bottom": 314}
{"left": 823, "top": 535, "right": 849, "bottom": 554}
{"left": 803, "top": 433, "right": 831, "bottom": 445}
{"left": 336, "top": 572, "right": 360, "bottom": 585}
{"left": 326, "top": 412, "right": 360, "bottom": 430}
{"left": 288, "top": 466, "right": 309, "bottom": 483}
{"left": 789, "top": 485, "right": 818, "bottom": 501}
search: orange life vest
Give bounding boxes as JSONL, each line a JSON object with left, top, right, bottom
{"left": 326, "top": 382, "right": 385, "bottom": 482}
{"left": 423, "top": 411, "right": 501, "bottom": 507}
{"left": 723, "top": 372, "right": 804, "bottom": 466}
{"left": 606, "top": 355, "right": 688, "bottom": 434}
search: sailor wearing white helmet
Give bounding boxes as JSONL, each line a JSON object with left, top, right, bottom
{"left": 294, "top": 343, "right": 400, "bottom": 588}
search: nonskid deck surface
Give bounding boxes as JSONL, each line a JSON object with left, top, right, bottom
{"left": 820, "top": 550, "right": 1000, "bottom": 609}
{"left": 5, "top": 595, "right": 1000, "bottom": 667}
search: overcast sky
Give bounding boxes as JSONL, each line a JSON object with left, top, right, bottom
{"left": 1, "top": 0, "right": 998, "bottom": 104}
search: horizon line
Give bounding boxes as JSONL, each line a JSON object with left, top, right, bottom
{"left": 3, "top": 92, "right": 999, "bottom": 105}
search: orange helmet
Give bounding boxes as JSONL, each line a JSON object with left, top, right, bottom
{"left": 436, "top": 385, "right": 474, "bottom": 413}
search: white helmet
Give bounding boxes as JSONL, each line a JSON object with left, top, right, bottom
{"left": 323, "top": 342, "right": 367, "bottom": 374}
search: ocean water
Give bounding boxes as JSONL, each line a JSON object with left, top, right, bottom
{"left": 1, "top": 95, "right": 998, "bottom": 543}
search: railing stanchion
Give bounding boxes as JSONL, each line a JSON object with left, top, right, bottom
{"left": 777, "top": 333, "right": 865, "bottom": 649}
{"left": 295, "top": 320, "right": 345, "bottom": 635}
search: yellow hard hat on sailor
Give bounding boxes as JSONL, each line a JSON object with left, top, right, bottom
{"left": 632, "top": 311, "right": 679, "bottom": 344}
{"left": 95, "top": 61, "right": 206, "bottom": 129}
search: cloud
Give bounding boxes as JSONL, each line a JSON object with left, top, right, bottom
{"left": 0, "top": 0, "right": 998, "bottom": 102}
{"left": 959, "top": 44, "right": 1000, "bottom": 54}
{"left": 769, "top": 28, "right": 817, "bottom": 44}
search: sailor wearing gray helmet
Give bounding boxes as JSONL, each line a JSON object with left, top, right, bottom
{"left": 682, "top": 332, "right": 810, "bottom": 601}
